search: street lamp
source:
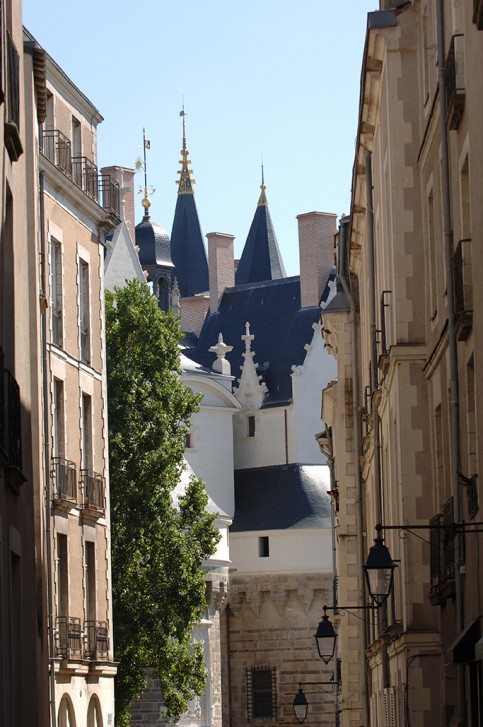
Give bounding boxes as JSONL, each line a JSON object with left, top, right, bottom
{"left": 292, "top": 686, "right": 308, "bottom": 723}
{"left": 292, "top": 680, "right": 339, "bottom": 724}
{"left": 362, "top": 524, "right": 395, "bottom": 605}
{"left": 314, "top": 606, "right": 337, "bottom": 663}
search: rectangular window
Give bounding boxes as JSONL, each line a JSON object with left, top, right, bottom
{"left": 247, "top": 666, "right": 277, "bottom": 720}
{"left": 57, "top": 534, "right": 68, "bottom": 618}
{"left": 81, "top": 394, "right": 93, "bottom": 471}
{"left": 185, "top": 432, "right": 192, "bottom": 449}
{"left": 50, "top": 239, "right": 63, "bottom": 346}
{"left": 53, "top": 378, "right": 65, "bottom": 458}
{"left": 258, "top": 536, "right": 269, "bottom": 558}
{"left": 85, "top": 541, "right": 96, "bottom": 621}
{"left": 248, "top": 416, "right": 256, "bottom": 438}
{"left": 79, "top": 260, "right": 90, "bottom": 364}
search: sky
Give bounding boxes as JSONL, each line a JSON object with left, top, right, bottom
{"left": 23, "top": 0, "right": 376, "bottom": 277}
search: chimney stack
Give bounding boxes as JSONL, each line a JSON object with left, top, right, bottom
{"left": 297, "top": 212, "right": 337, "bottom": 308}
{"left": 207, "top": 232, "right": 235, "bottom": 312}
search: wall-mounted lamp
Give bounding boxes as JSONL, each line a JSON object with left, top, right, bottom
{"left": 292, "top": 679, "right": 339, "bottom": 723}
{"left": 362, "top": 524, "right": 396, "bottom": 606}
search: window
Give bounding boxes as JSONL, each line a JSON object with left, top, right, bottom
{"left": 85, "top": 541, "right": 96, "bottom": 622}
{"left": 71, "top": 116, "right": 82, "bottom": 186}
{"left": 79, "top": 260, "right": 90, "bottom": 363}
{"left": 258, "top": 536, "right": 269, "bottom": 558}
{"left": 81, "top": 394, "right": 93, "bottom": 471}
{"left": 50, "top": 239, "right": 63, "bottom": 346}
{"left": 185, "top": 432, "right": 192, "bottom": 449}
{"left": 248, "top": 415, "right": 256, "bottom": 438}
{"left": 247, "top": 666, "right": 277, "bottom": 720}
{"left": 53, "top": 378, "right": 65, "bottom": 458}
{"left": 57, "top": 534, "right": 68, "bottom": 617}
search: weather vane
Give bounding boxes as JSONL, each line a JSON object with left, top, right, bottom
{"left": 135, "top": 127, "right": 155, "bottom": 212}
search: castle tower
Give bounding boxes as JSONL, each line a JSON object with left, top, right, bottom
{"left": 170, "top": 110, "right": 209, "bottom": 298}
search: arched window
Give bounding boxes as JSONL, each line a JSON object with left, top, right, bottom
{"left": 58, "top": 694, "right": 76, "bottom": 727}
{"left": 87, "top": 695, "right": 103, "bottom": 727}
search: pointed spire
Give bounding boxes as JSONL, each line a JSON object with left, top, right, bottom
{"left": 176, "top": 107, "right": 195, "bottom": 195}
{"left": 170, "top": 108, "right": 209, "bottom": 298}
{"left": 136, "top": 128, "right": 155, "bottom": 216}
{"left": 257, "top": 164, "right": 268, "bottom": 207}
{"left": 233, "top": 322, "right": 268, "bottom": 409}
{"left": 235, "top": 169, "right": 286, "bottom": 285}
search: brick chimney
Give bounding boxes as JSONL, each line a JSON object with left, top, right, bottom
{"left": 207, "top": 232, "right": 235, "bottom": 312}
{"left": 296, "top": 212, "right": 337, "bottom": 308}
{"left": 100, "top": 166, "right": 136, "bottom": 242}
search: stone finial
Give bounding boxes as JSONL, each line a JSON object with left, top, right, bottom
{"left": 233, "top": 321, "right": 268, "bottom": 409}
{"left": 209, "top": 333, "right": 233, "bottom": 375}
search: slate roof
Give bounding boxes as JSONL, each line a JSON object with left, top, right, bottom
{"left": 231, "top": 464, "right": 331, "bottom": 532}
{"left": 170, "top": 193, "right": 209, "bottom": 297}
{"left": 235, "top": 199, "right": 286, "bottom": 285}
{"left": 135, "top": 212, "right": 173, "bottom": 268}
{"left": 184, "top": 276, "right": 321, "bottom": 407}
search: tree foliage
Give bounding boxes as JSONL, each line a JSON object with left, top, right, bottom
{"left": 105, "top": 280, "right": 220, "bottom": 726}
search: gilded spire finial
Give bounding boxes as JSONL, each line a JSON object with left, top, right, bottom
{"left": 176, "top": 106, "right": 195, "bottom": 195}
{"left": 257, "top": 162, "right": 268, "bottom": 207}
{"left": 135, "top": 128, "right": 156, "bottom": 216}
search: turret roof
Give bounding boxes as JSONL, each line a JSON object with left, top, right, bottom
{"left": 235, "top": 172, "right": 286, "bottom": 285}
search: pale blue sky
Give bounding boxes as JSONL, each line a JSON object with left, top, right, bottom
{"left": 24, "top": 0, "right": 376, "bottom": 276}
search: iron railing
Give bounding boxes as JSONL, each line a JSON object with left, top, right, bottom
{"left": 72, "top": 156, "right": 99, "bottom": 200}
{"left": 41, "top": 129, "right": 72, "bottom": 175}
{"left": 51, "top": 457, "right": 77, "bottom": 502}
{"left": 85, "top": 620, "right": 109, "bottom": 659}
{"left": 56, "top": 616, "right": 82, "bottom": 659}
{"left": 40, "top": 130, "right": 120, "bottom": 220}
{"left": 81, "top": 469, "right": 105, "bottom": 511}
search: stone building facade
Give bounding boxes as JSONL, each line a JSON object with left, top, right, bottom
{"left": 23, "top": 26, "right": 120, "bottom": 727}
{"left": 322, "top": 2, "right": 483, "bottom": 726}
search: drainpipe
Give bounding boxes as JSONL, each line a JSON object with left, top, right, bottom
{"left": 365, "top": 149, "right": 383, "bottom": 527}
{"left": 338, "top": 217, "right": 369, "bottom": 727}
{"left": 435, "top": 2, "right": 465, "bottom": 724}
{"left": 39, "top": 171, "right": 57, "bottom": 727}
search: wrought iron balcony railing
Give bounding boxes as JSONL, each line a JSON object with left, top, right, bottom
{"left": 56, "top": 616, "right": 82, "bottom": 659}
{"left": 41, "top": 129, "right": 72, "bottom": 176}
{"left": 51, "top": 457, "right": 77, "bottom": 502}
{"left": 40, "top": 129, "right": 120, "bottom": 220}
{"left": 81, "top": 469, "right": 105, "bottom": 511}
{"left": 85, "top": 620, "right": 109, "bottom": 659}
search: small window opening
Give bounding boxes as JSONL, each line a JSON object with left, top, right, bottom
{"left": 258, "top": 536, "right": 269, "bottom": 558}
{"left": 248, "top": 416, "right": 256, "bottom": 438}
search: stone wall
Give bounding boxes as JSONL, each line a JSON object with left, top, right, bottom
{"left": 224, "top": 572, "right": 336, "bottom": 727}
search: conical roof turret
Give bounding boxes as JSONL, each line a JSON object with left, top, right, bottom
{"left": 170, "top": 109, "right": 209, "bottom": 297}
{"left": 235, "top": 168, "right": 286, "bottom": 285}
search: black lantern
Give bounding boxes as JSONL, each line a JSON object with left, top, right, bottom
{"left": 314, "top": 607, "right": 337, "bottom": 663}
{"left": 363, "top": 526, "right": 395, "bottom": 606}
{"left": 292, "top": 686, "right": 308, "bottom": 723}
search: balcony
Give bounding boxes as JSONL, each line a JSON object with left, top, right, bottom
{"left": 445, "top": 34, "right": 465, "bottom": 130}
{"left": 81, "top": 469, "right": 105, "bottom": 514}
{"left": 40, "top": 129, "right": 120, "bottom": 222}
{"left": 85, "top": 620, "right": 109, "bottom": 660}
{"left": 56, "top": 616, "right": 82, "bottom": 659}
{"left": 51, "top": 457, "right": 77, "bottom": 505}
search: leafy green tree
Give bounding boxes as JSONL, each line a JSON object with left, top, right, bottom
{"left": 105, "top": 280, "right": 220, "bottom": 726}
